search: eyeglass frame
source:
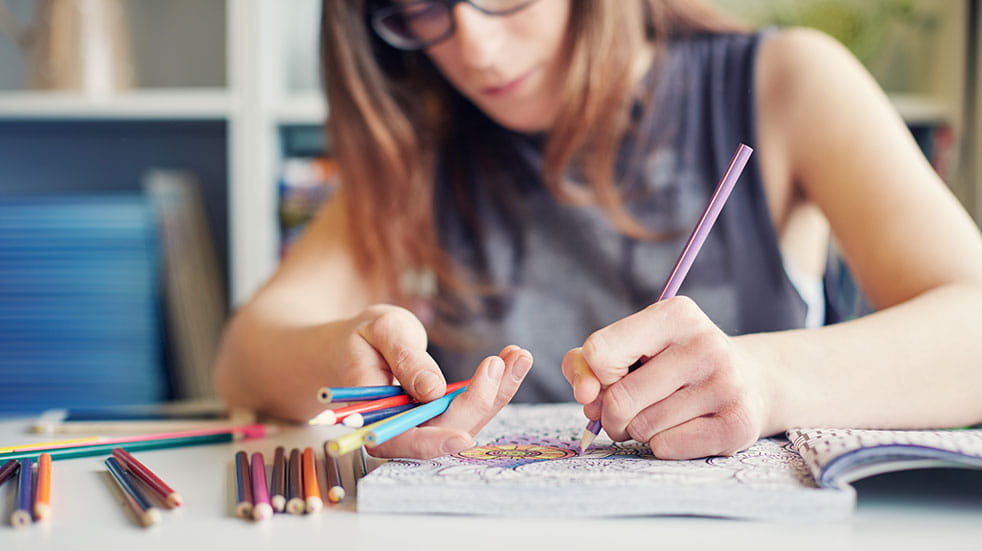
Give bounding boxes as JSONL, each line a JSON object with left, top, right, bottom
{"left": 370, "top": 0, "right": 540, "bottom": 51}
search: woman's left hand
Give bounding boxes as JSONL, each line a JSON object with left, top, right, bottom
{"left": 562, "top": 296, "right": 773, "bottom": 459}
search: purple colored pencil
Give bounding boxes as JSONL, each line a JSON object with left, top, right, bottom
{"left": 0, "top": 459, "right": 18, "bottom": 488}
{"left": 250, "top": 452, "right": 272, "bottom": 521}
{"left": 10, "top": 458, "right": 33, "bottom": 527}
{"left": 234, "top": 450, "right": 253, "bottom": 519}
{"left": 579, "top": 143, "right": 753, "bottom": 451}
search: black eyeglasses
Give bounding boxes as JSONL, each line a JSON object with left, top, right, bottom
{"left": 371, "top": 0, "right": 540, "bottom": 50}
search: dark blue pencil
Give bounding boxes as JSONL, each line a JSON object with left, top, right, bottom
{"left": 317, "top": 384, "right": 405, "bottom": 404}
{"left": 10, "top": 458, "right": 33, "bottom": 527}
{"left": 342, "top": 403, "right": 417, "bottom": 428}
{"left": 106, "top": 456, "right": 160, "bottom": 527}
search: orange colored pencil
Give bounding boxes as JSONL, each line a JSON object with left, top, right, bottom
{"left": 309, "top": 380, "right": 469, "bottom": 425}
{"left": 301, "top": 447, "right": 322, "bottom": 513}
{"left": 34, "top": 453, "right": 52, "bottom": 521}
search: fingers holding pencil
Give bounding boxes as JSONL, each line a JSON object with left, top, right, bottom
{"left": 367, "top": 346, "right": 533, "bottom": 459}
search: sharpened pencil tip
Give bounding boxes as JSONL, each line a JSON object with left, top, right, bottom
{"left": 253, "top": 503, "right": 273, "bottom": 521}
{"left": 141, "top": 508, "right": 161, "bottom": 527}
{"left": 579, "top": 429, "right": 597, "bottom": 453}
{"left": 309, "top": 410, "right": 337, "bottom": 426}
{"left": 167, "top": 492, "right": 183, "bottom": 508}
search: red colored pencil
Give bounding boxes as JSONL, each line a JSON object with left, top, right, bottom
{"left": 309, "top": 380, "right": 469, "bottom": 425}
{"left": 112, "top": 448, "right": 183, "bottom": 507}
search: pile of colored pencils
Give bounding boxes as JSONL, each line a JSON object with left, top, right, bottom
{"left": 312, "top": 380, "right": 470, "bottom": 457}
{"left": 234, "top": 445, "right": 349, "bottom": 522}
{"left": 0, "top": 454, "right": 52, "bottom": 528}
{"left": 104, "top": 448, "right": 183, "bottom": 527}
{"left": 0, "top": 448, "right": 182, "bottom": 528}
{"left": 0, "top": 423, "right": 264, "bottom": 528}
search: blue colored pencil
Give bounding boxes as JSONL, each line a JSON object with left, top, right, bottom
{"left": 363, "top": 387, "right": 467, "bottom": 446}
{"left": 105, "top": 456, "right": 160, "bottom": 527}
{"left": 317, "top": 384, "right": 406, "bottom": 404}
{"left": 342, "top": 403, "right": 417, "bottom": 428}
{"left": 10, "top": 458, "right": 33, "bottom": 527}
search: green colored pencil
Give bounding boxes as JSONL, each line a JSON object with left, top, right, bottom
{"left": 0, "top": 432, "right": 239, "bottom": 462}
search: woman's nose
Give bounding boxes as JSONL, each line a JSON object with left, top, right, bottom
{"left": 450, "top": 3, "right": 501, "bottom": 70}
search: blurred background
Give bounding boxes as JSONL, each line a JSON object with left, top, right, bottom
{"left": 0, "top": 0, "right": 975, "bottom": 416}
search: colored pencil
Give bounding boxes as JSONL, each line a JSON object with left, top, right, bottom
{"left": 317, "top": 384, "right": 405, "bottom": 404}
{"left": 0, "top": 459, "right": 18, "bottom": 487}
{"left": 105, "top": 456, "right": 160, "bottom": 527}
{"left": 310, "top": 380, "right": 469, "bottom": 425}
{"left": 301, "top": 447, "right": 323, "bottom": 513}
{"left": 250, "top": 452, "right": 273, "bottom": 521}
{"left": 11, "top": 458, "right": 33, "bottom": 528}
{"left": 0, "top": 436, "right": 99, "bottom": 453}
{"left": 234, "top": 451, "right": 253, "bottom": 519}
{"left": 0, "top": 425, "right": 269, "bottom": 462}
{"left": 34, "top": 453, "right": 52, "bottom": 521}
{"left": 364, "top": 387, "right": 468, "bottom": 446}
{"left": 352, "top": 447, "right": 368, "bottom": 481}
{"left": 285, "top": 448, "right": 304, "bottom": 515}
{"left": 578, "top": 143, "right": 753, "bottom": 452}
{"left": 111, "top": 448, "right": 183, "bottom": 507}
{"left": 321, "top": 446, "right": 345, "bottom": 503}
{"left": 270, "top": 446, "right": 286, "bottom": 512}
{"left": 343, "top": 403, "right": 417, "bottom": 428}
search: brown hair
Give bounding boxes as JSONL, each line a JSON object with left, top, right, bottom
{"left": 320, "top": 0, "right": 743, "bottom": 319}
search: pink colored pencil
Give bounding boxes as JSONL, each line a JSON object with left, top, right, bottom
{"left": 250, "top": 452, "right": 273, "bottom": 521}
{"left": 111, "top": 448, "right": 183, "bottom": 507}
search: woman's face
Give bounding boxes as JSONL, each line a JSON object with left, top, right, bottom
{"left": 423, "top": 0, "right": 571, "bottom": 133}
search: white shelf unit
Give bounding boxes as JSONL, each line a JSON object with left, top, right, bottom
{"left": 227, "top": 0, "right": 325, "bottom": 306}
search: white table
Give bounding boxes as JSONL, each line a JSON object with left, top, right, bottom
{"left": 0, "top": 417, "right": 980, "bottom": 551}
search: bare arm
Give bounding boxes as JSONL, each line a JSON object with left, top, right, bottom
{"left": 564, "top": 29, "right": 982, "bottom": 459}
{"left": 213, "top": 196, "right": 381, "bottom": 420}
{"left": 213, "top": 194, "right": 534, "bottom": 458}
{"left": 751, "top": 28, "right": 982, "bottom": 432}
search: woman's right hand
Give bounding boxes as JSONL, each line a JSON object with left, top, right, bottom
{"left": 322, "top": 304, "right": 534, "bottom": 459}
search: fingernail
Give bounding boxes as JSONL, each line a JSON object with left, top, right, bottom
{"left": 442, "top": 435, "right": 473, "bottom": 455}
{"left": 416, "top": 371, "right": 441, "bottom": 397}
{"left": 510, "top": 354, "right": 532, "bottom": 382}
{"left": 487, "top": 357, "right": 503, "bottom": 381}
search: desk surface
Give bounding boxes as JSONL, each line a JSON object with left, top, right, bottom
{"left": 0, "top": 417, "right": 980, "bottom": 551}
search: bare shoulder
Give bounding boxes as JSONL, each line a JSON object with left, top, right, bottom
{"left": 754, "top": 27, "right": 910, "bottom": 192}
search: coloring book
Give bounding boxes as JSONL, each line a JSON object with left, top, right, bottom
{"left": 356, "top": 404, "right": 982, "bottom": 520}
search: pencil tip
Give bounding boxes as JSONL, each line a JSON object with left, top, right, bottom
{"left": 579, "top": 430, "right": 597, "bottom": 453}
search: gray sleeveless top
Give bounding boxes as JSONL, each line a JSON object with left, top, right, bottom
{"left": 429, "top": 32, "right": 834, "bottom": 402}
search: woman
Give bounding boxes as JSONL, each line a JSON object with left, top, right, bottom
{"left": 215, "top": 0, "right": 982, "bottom": 460}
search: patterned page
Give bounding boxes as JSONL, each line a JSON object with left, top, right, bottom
{"left": 787, "top": 427, "right": 982, "bottom": 487}
{"left": 357, "top": 404, "right": 851, "bottom": 519}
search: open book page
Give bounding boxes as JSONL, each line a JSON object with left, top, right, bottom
{"left": 358, "top": 404, "right": 851, "bottom": 519}
{"left": 787, "top": 428, "right": 982, "bottom": 488}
